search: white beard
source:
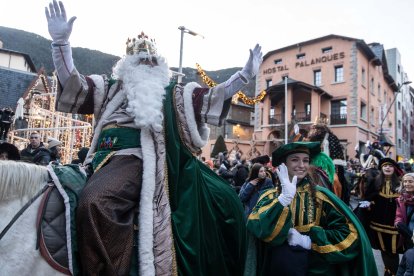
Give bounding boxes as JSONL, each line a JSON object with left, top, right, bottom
{"left": 113, "top": 55, "right": 170, "bottom": 132}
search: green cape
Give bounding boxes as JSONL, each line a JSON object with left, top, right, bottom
{"left": 164, "top": 83, "right": 247, "bottom": 275}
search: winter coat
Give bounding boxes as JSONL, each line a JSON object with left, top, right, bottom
{"left": 397, "top": 248, "right": 414, "bottom": 276}
{"left": 20, "top": 143, "right": 51, "bottom": 165}
{"left": 239, "top": 177, "right": 274, "bottom": 217}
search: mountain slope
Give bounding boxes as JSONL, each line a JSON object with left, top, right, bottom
{"left": 0, "top": 26, "right": 254, "bottom": 95}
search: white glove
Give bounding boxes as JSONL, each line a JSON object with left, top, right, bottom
{"left": 358, "top": 200, "right": 371, "bottom": 208}
{"left": 45, "top": 0, "right": 77, "bottom": 44}
{"left": 276, "top": 163, "right": 297, "bottom": 207}
{"left": 222, "top": 44, "right": 263, "bottom": 100}
{"left": 240, "top": 44, "right": 263, "bottom": 80}
{"left": 288, "top": 228, "right": 311, "bottom": 250}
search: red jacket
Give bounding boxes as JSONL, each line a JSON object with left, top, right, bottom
{"left": 395, "top": 196, "right": 408, "bottom": 227}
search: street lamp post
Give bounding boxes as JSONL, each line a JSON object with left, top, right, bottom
{"left": 178, "top": 26, "right": 204, "bottom": 83}
{"left": 379, "top": 80, "right": 412, "bottom": 147}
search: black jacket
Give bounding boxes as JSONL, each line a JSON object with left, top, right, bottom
{"left": 20, "top": 143, "right": 51, "bottom": 165}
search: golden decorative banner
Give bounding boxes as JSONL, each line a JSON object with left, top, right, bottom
{"left": 196, "top": 63, "right": 266, "bottom": 105}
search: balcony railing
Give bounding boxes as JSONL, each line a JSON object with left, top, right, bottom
{"left": 268, "top": 114, "right": 284, "bottom": 124}
{"left": 292, "top": 112, "right": 311, "bottom": 122}
{"left": 330, "top": 113, "right": 347, "bottom": 125}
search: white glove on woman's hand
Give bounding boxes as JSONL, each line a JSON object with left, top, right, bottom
{"left": 276, "top": 163, "right": 297, "bottom": 207}
{"left": 358, "top": 200, "right": 371, "bottom": 208}
{"left": 240, "top": 44, "right": 263, "bottom": 79}
{"left": 45, "top": 0, "right": 77, "bottom": 44}
{"left": 288, "top": 228, "right": 311, "bottom": 250}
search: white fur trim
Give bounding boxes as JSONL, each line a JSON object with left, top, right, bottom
{"left": 138, "top": 128, "right": 156, "bottom": 276}
{"left": 47, "top": 164, "right": 74, "bottom": 275}
{"left": 86, "top": 89, "right": 126, "bottom": 159}
{"left": 183, "top": 82, "right": 210, "bottom": 148}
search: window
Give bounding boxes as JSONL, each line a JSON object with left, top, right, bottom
{"left": 331, "top": 99, "right": 347, "bottom": 124}
{"left": 398, "top": 120, "right": 401, "bottom": 129}
{"left": 335, "top": 66, "right": 344, "bottom": 82}
{"left": 274, "top": 59, "right": 282, "bottom": 65}
{"left": 322, "top": 47, "right": 332, "bottom": 53}
{"left": 305, "top": 103, "right": 311, "bottom": 116}
{"left": 398, "top": 139, "right": 402, "bottom": 148}
{"left": 360, "top": 101, "right": 367, "bottom": 120}
{"left": 398, "top": 101, "right": 401, "bottom": 110}
{"left": 378, "top": 84, "right": 381, "bottom": 99}
{"left": 370, "top": 107, "right": 375, "bottom": 125}
{"left": 297, "top": 53, "right": 306, "bottom": 59}
{"left": 361, "top": 68, "right": 366, "bottom": 86}
{"left": 314, "top": 70, "right": 322, "bottom": 86}
{"left": 266, "top": 79, "right": 272, "bottom": 88}
{"left": 270, "top": 107, "right": 275, "bottom": 116}
{"left": 370, "top": 78, "right": 374, "bottom": 94}
{"left": 398, "top": 65, "right": 401, "bottom": 73}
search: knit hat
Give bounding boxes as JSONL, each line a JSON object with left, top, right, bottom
{"left": 47, "top": 138, "right": 61, "bottom": 149}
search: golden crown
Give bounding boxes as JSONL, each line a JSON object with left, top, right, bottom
{"left": 126, "top": 32, "right": 157, "bottom": 56}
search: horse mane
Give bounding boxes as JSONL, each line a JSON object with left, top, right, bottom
{"left": 0, "top": 161, "right": 49, "bottom": 201}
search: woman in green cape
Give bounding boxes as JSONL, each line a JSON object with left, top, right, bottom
{"left": 247, "top": 141, "right": 377, "bottom": 275}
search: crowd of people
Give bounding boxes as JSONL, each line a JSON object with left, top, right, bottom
{"left": 2, "top": 1, "right": 413, "bottom": 274}
{"left": 206, "top": 142, "right": 414, "bottom": 275}
{"left": 0, "top": 131, "right": 88, "bottom": 166}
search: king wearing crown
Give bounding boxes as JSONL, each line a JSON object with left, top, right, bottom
{"left": 45, "top": 1, "right": 262, "bottom": 275}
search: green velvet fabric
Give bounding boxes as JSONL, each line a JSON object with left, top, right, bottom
{"left": 311, "top": 152, "right": 335, "bottom": 183}
{"left": 92, "top": 127, "right": 141, "bottom": 171}
{"left": 247, "top": 182, "right": 377, "bottom": 276}
{"left": 51, "top": 164, "right": 88, "bottom": 276}
{"left": 164, "top": 83, "right": 247, "bottom": 275}
{"left": 315, "top": 186, "right": 378, "bottom": 276}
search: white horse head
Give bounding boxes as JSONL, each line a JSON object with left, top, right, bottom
{"left": 0, "top": 161, "right": 64, "bottom": 275}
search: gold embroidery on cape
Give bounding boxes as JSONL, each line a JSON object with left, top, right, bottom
{"left": 94, "top": 151, "right": 117, "bottom": 172}
{"left": 296, "top": 223, "right": 315, "bottom": 232}
{"left": 291, "top": 194, "right": 297, "bottom": 225}
{"left": 248, "top": 197, "right": 281, "bottom": 220}
{"left": 257, "top": 188, "right": 277, "bottom": 202}
{"left": 311, "top": 223, "right": 358, "bottom": 254}
{"left": 298, "top": 191, "right": 305, "bottom": 226}
{"left": 264, "top": 207, "right": 289, "bottom": 242}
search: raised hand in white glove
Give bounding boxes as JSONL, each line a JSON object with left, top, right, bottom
{"left": 276, "top": 163, "right": 297, "bottom": 207}
{"left": 240, "top": 44, "right": 263, "bottom": 80}
{"left": 45, "top": 0, "right": 77, "bottom": 44}
{"left": 288, "top": 228, "right": 311, "bottom": 249}
{"left": 358, "top": 200, "right": 371, "bottom": 208}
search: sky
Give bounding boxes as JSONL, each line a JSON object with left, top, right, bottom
{"left": 1, "top": 0, "right": 414, "bottom": 77}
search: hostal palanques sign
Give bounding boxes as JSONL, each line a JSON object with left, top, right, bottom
{"left": 263, "top": 52, "right": 345, "bottom": 75}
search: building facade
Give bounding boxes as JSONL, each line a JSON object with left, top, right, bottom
{"left": 385, "top": 48, "right": 412, "bottom": 160}
{"left": 254, "top": 34, "right": 399, "bottom": 159}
